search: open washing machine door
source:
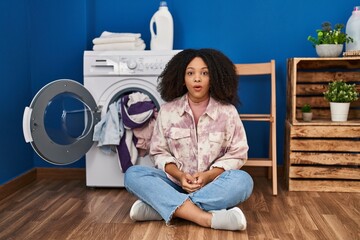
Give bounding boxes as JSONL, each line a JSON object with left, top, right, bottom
{"left": 23, "top": 79, "right": 100, "bottom": 165}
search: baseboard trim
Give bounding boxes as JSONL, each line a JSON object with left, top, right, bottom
{"left": 0, "top": 169, "right": 37, "bottom": 200}
{"left": 36, "top": 168, "right": 86, "bottom": 180}
{"left": 0, "top": 166, "right": 282, "bottom": 200}
{"left": 0, "top": 168, "right": 85, "bottom": 200}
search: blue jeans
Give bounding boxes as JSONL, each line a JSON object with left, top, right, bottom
{"left": 124, "top": 165, "right": 254, "bottom": 224}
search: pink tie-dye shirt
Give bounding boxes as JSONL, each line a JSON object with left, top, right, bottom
{"left": 150, "top": 94, "right": 248, "bottom": 181}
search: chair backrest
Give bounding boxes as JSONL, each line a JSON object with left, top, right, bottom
{"left": 235, "top": 60, "right": 276, "bottom": 121}
{"left": 234, "top": 60, "right": 278, "bottom": 195}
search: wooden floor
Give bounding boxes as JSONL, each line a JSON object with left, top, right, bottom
{"left": 0, "top": 177, "right": 359, "bottom": 240}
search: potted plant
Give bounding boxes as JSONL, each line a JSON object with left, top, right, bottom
{"left": 307, "top": 22, "right": 353, "bottom": 57}
{"left": 323, "top": 80, "right": 359, "bottom": 121}
{"left": 301, "top": 103, "right": 312, "bottom": 122}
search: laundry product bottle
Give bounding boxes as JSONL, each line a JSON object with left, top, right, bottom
{"left": 346, "top": 6, "right": 360, "bottom": 51}
{"left": 150, "top": 1, "right": 174, "bottom": 50}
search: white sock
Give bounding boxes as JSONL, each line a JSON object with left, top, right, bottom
{"left": 211, "top": 207, "right": 247, "bottom": 231}
{"left": 130, "top": 200, "right": 162, "bottom": 221}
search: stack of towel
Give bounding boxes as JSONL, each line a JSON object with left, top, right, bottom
{"left": 92, "top": 31, "right": 146, "bottom": 51}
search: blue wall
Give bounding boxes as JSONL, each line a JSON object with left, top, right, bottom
{"left": 29, "top": 0, "right": 88, "bottom": 168}
{"left": 0, "top": 0, "right": 357, "bottom": 184}
{"left": 0, "top": 0, "right": 33, "bottom": 184}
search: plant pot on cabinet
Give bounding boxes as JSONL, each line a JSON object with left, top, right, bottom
{"left": 330, "top": 102, "right": 350, "bottom": 121}
{"left": 302, "top": 112, "right": 313, "bottom": 122}
{"left": 316, "top": 44, "right": 343, "bottom": 57}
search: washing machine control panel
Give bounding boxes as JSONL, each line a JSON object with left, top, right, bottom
{"left": 84, "top": 51, "right": 181, "bottom": 77}
{"left": 119, "top": 56, "right": 173, "bottom": 75}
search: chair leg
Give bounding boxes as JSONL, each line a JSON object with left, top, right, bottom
{"left": 272, "top": 164, "right": 278, "bottom": 195}
{"left": 270, "top": 121, "right": 277, "bottom": 195}
{"left": 271, "top": 131, "right": 278, "bottom": 196}
{"left": 268, "top": 127, "right": 272, "bottom": 180}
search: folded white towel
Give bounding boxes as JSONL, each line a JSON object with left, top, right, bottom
{"left": 93, "top": 32, "right": 142, "bottom": 44}
{"left": 93, "top": 42, "right": 146, "bottom": 51}
{"left": 100, "top": 31, "right": 141, "bottom": 38}
{"left": 92, "top": 31, "right": 145, "bottom": 50}
{"left": 93, "top": 36, "right": 140, "bottom": 45}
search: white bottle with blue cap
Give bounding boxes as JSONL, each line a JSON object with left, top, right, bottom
{"left": 150, "top": 1, "right": 174, "bottom": 50}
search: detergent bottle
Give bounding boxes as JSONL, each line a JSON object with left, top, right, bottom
{"left": 346, "top": 6, "right": 360, "bottom": 51}
{"left": 150, "top": 1, "right": 174, "bottom": 50}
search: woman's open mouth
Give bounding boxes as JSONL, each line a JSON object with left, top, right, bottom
{"left": 193, "top": 85, "right": 202, "bottom": 91}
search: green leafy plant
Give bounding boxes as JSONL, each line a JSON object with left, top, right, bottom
{"left": 307, "top": 22, "right": 353, "bottom": 47}
{"left": 323, "top": 80, "right": 359, "bottom": 102}
{"left": 301, "top": 103, "right": 312, "bottom": 113}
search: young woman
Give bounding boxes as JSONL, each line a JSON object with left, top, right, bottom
{"left": 124, "top": 48, "right": 253, "bottom": 231}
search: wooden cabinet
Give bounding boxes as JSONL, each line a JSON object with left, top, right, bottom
{"left": 285, "top": 57, "right": 360, "bottom": 192}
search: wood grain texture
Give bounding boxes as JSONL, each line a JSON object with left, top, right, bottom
{"left": 290, "top": 139, "right": 360, "bottom": 152}
{"left": 289, "top": 152, "right": 360, "bottom": 165}
{"left": 0, "top": 169, "right": 36, "bottom": 200}
{"left": 0, "top": 177, "right": 359, "bottom": 240}
{"left": 289, "top": 179, "right": 360, "bottom": 193}
{"left": 287, "top": 57, "right": 360, "bottom": 124}
{"left": 289, "top": 166, "right": 360, "bottom": 180}
{"left": 290, "top": 125, "right": 360, "bottom": 138}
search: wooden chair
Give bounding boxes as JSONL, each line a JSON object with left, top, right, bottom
{"left": 235, "top": 60, "right": 277, "bottom": 195}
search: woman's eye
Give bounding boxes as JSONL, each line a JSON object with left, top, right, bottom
{"left": 202, "top": 71, "right": 209, "bottom": 76}
{"left": 186, "top": 71, "right": 193, "bottom": 76}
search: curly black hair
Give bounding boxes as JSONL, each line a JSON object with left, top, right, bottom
{"left": 157, "top": 48, "right": 240, "bottom": 106}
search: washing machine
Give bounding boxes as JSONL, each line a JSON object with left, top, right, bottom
{"left": 23, "top": 50, "right": 180, "bottom": 187}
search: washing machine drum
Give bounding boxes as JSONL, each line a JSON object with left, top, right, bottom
{"left": 23, "top": 79, "right": 100, "bottom": 165}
